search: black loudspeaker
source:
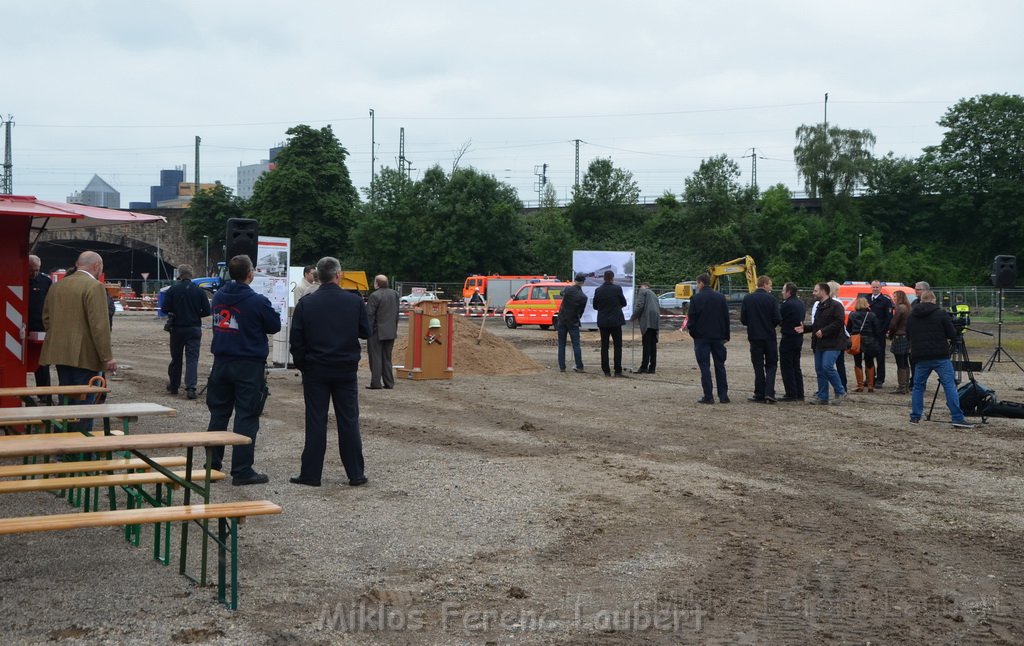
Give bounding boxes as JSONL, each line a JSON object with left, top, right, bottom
{"left": 991, "top": 255, "right": 1017, "bottom": 289}
{"left": 225, "top": 218, "right": 258, "bottom": 265}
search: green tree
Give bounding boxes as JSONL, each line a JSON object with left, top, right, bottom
{"left": 680, "top": 155, "right": 754, "bottom": 265}
{"left": 180, "top": 182, "right": 245, "bottom": 267}
{"left": 924, "top": 93, "right": 1024, "bottom": 270}
{"left": 793, "top": 123, "right": 876, "bottom": 200}
{"left": 566, "top": 158, "right": 642, "bottom": 243}
{"left": 523, "top": 207, "right": 574, "bottom": 276}
{"left": 247, "top": 124, "right": 360, "bottom": 265}
{"left": 350, "top": 167, "right": 419, "bottom": 278}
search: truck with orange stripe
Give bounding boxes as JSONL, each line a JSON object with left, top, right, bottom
{"left": 502, "top": 281, "right": 571, "bottom": 329}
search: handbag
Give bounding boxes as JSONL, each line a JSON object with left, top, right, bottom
{"left": 847, "top": 313, "right": 868, "bottom": 355}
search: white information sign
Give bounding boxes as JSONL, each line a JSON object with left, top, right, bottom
{"left": 572, "top": 250, "right": 636, "bottom": 325}
{"left": 249, "top": 236, "right": 291, "bottom": 366}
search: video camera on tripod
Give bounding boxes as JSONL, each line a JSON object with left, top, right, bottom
{"left": 948, "top": 303, "right": 971, "bottom": 332}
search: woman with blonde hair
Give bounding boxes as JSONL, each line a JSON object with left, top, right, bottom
{"left": 847, "top": 296, "right": 882, "bottom": 392}
{"left": 888, "top": 290, "right": 912, "bottom": 394}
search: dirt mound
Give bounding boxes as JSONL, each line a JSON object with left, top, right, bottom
{"left": 392, "top": 315, "right": 543, "bottom": 376}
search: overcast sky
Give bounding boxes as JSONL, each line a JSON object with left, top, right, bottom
{"left": 4, "top": 0, "right": 1022, "bottom": 207}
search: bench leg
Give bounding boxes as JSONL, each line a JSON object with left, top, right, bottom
{"left": 216, "top": 517, "right": 240, "bottom": 610}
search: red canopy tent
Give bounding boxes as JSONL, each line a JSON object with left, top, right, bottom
{"left": 0, "top": 195, "right": 166, "bottom": 402}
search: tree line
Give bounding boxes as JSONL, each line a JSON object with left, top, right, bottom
{"left": 184, "top": 93, "right": 1023, "bottom": 287}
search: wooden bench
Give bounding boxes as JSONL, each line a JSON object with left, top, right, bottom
{"left": 0, "top": 384, "right": 109, "bottom": 405}
{"left": 0, "top": 431, "right": 255, "bottom": 586}
{"left": 0, "top": 430, "right": 124, "bottom": 441}
{"left": 0, "top": 501, "right": 282, "bottom": 609}
{"left": 0, "top": 456, "right": 188, "bottom": 478}
{"left": 0, "top": 469, "right": 227, "bottom": 495}
{"left": 0, "top": 402, "right": 176, "bottom": 436}
{"left": 0, "top": 419, "right": 45, "bottom": 436}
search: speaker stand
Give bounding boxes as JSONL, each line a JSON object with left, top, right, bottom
{"left": 984, "top": 288, "right": 1024, "bottom": 374}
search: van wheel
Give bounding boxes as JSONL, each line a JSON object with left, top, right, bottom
{"left": 504, "top": 314, "right": 518, "bottom": 329}
{"left": 539, "top": 324, "right": 550, "bottom": 330}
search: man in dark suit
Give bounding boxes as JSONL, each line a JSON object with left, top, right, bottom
{"left": 687, "top": 273, "right": 730, "bottom": 404}
{"left": 556, "top": 273, "right": 588, "bottom": 372}
{"left": 778, "top": 282, "right": 806, "bottom": 401}
{"left": 161, "top": 264, "right": 211, "bottom": 399}
{"left": 365, "top": 274, "right": 400, "bottom": 390}
{"left": 591, "top": 270, "right": 627, "bottom": 377}
{"left": 28, "top": 255, "right": 53, "bottom": 404}
{"left": 740, "top": 275, "right": 782, "bottom": 403}
{"left": 868, "top": 280, "right": 894, "bottom": 386}
{"left": 289, "top": 256, "right": 371, "bottom": 488}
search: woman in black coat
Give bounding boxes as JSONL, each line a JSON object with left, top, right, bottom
{"left": 847, "top": 297, "right": 882, "bottom": 392}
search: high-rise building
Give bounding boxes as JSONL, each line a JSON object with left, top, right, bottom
{"left": 68, "top": 174, "right": 120, "bottom": 209}
{"left": 236, "top": 145, "right": 283, "bottom": 199}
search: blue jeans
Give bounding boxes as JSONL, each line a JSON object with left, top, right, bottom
{"left": 911, "top": 358, "right": 966, "bottom": 422}
{"left": 814, "top": 350, "right": 846, "bottom": 402}
{"left": 557, "top": 323, "right": 583, "bottom": 370}
{"left": 693, "top": 338, "right": 728, "bottom": 401}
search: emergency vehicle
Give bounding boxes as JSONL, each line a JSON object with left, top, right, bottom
{"left": 503, "top": 281, "right": 571, "bottom": 329}
{"left": 834, "top": 282, "right": 916, "bottom": 320}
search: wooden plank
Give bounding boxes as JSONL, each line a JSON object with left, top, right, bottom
{"left": 0, "top": 403, "right": 176, "bottom": 425}
{"left": 0, "top": 456, "right": 188, "bottom": 478}
{"left": 0, "top": 469, "right": 226, "bottom": 494}
{"left": 0, "top": 430, "right": 123, "bottom": 441}
{"left": 0, "top": 501, "right": 282, "bottom": 535}
{"left": 0, "top": 385, "right": 110, "bottom": 399}
{"left": 0, "top": 431, "right": 250, "bottom": 459}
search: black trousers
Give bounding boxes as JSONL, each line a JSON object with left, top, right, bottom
{"left": 206, "top": 359, "right": 265, "bottom": 479}
{"left": 299, "top": 368, "right": 364, "bottom": 484}
{"left": 640, "top": 328, "right": 658, "bottom": 372}
{"left": 749, "top": 338, "right": 778, "bottom": 398}
{"left": 599, "top": 325, "right": 623, "bottom": 375}
{"left": 779, "top": 335, "right": 804, "bottom": 399}
{"left": 167, "top": 326, "right": 202, "bottom": 391}
{"left": 875, "top": 335, "right": 887, "bottom": 383}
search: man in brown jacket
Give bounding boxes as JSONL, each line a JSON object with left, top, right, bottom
{"left": 40, "top": 251, "right": 117, "bottom": 432}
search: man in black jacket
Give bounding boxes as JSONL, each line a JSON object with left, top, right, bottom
{"left": 161, "top": 264, "right": 211, "bottom": 399}
{"left": 688, "top": 273, "right": 730, "bottom": 404}
{"left": 905, "top": 290, "right": 973, "bottom": 428}
{"left": 797, "top": 282, "right": 847, "bottom": 405}
{"left": 28, "top": 255, "right": 53, "bottom": 403}
{"left": 556, "top": 273, "right": 588, "bottom": 372}
{"left": 868, "top": 280, "right": 894, "bottom": 386}
{"left": 740, "top": 275, "right": 782, "bottom": 403}
{"left": 592, "top": 270, "right": 626, "bottom": 377}
{"left": 778, "top": 282, "right": 806, "bottom": 401}
{"left": 289, "top": 256, "right": 372, "bottom": 487}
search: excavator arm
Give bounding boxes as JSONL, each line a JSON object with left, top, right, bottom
{"left": 708, "top": 256, "right": 758, "bottom": 293}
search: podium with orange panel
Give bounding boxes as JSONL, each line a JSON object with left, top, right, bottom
{"left": 395, "top": 300, "right": 454, "bottom": 380}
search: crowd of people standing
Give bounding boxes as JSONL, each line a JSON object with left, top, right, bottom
{"left": 26, "top": 249, "right": 979, "bottom": 495}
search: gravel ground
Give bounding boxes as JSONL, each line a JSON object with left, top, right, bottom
{"left": 1, "top": 311, "right": 1023, "bottom": 644}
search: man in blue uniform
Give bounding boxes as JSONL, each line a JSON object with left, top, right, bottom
{"left": 206, "top": 255, "right": 282, "bottom": 486}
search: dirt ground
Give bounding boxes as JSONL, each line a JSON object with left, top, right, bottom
{"left": 1, "top": 312, "right": 1023, "bottom": 645}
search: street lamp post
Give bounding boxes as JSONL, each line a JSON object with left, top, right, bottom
{"left": 858, "top": 233, "right": 863, "bottom": 257}
{"left": 203, "top": 235, "right": 209, "bottom": 275}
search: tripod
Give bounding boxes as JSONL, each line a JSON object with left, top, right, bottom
{"left": 927, "top": 330, "right": 986, "bottom": 423}
{"left": 983, "top": 287, "right": 1024, "bottom": 373}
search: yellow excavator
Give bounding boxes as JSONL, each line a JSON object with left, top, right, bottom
{"left": 674, "top": 255, "right": 758, "bottom": 299}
